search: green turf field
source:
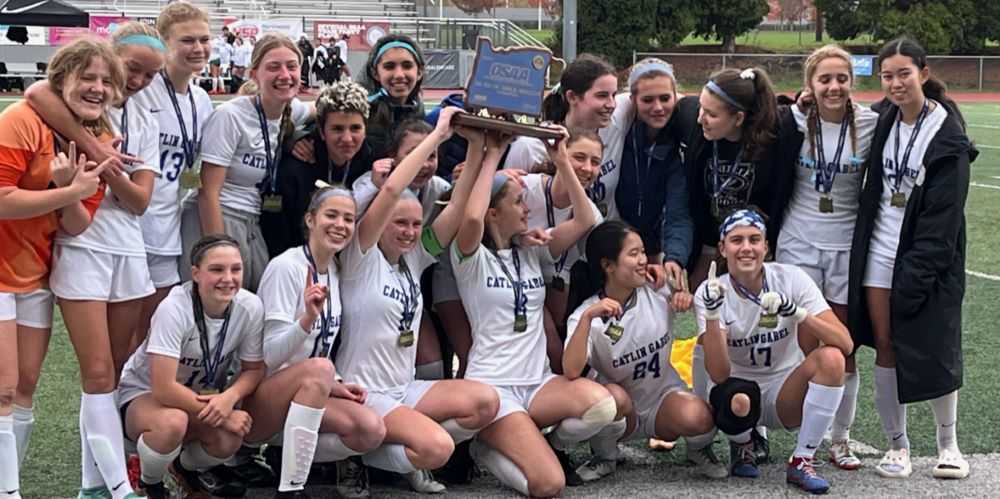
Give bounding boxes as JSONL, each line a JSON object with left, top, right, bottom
{"left": 3, "top": 98, "right": 999, "bottom": 497}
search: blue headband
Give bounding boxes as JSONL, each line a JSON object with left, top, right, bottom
{"left": 628, "top": 61, "right": 675, "bottom": 89}
{"left": 115, "top": 34, "right": 166, "bottom": 52}
{"left": 375, "top": 40, "right": 418, "bottom": 62}
{"left": 490, "top": 173, "right": 510, "bottom": 200}
{"left": 705, "top": 80, "right": 745, "bottom": 112}
{"left": 719, "top": 209, "right": 766, "bottom": 240}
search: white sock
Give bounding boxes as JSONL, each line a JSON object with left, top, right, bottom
{"left": 929, "top": 390, "right": 959, "bottom": 453}
{"left": 314, "top": 433, "right": 362, "bottom": 463}
{"left": 0, "top": 415, "right": 20, "bottom": 497}
{"left": 692, "top": 344, "right": 709, "bottom": 401}
{"left": 685, "top": 429, "right": 716, "bottom": 451}
{"left": 549, "top": 396, "right": 616, "bottom": 451}
{"left": 81, "top": 392, "right": 133, "bottom": 498}
{"left": 470, "top": 440, "right": 528, "bottom": 496}
{"left": 415, "top": 361, "right": 444, "bottom": 381}
{"left": 589, "top": 419, "right": 626, "bottom": 461}
{"left": 136, "top": 435, "right": 180, "bottom": 485}
{"left": 362, "top": 444, "right": 416, "bottom": 473}
{"left": 279, "top": 402, "right": 325, "bottom": 492}
{"left": 874, "top": 366, "right": 909, "bottom": 450}
{"left": 180, "top": 441, "right": 229, "bottom": 472}
{"left": 756, "top": 426, "right": 767, "bottom": 439}
{"left": 11, "top": 405, "right": 32, "bottom": 466}
{"left": 79, "top": 400, "right": 104, "bottom": 489}
{"left": 831, "top": 371, "right": 859, "bottom": 442}
{"left": 793, "top": 382, "right": 844, "bottom": 459}
{"left": 727, "top": 429, "right": 752, "bottom": 445}
{"left": 441, "top": 418, "right": 478, "bottom": 444}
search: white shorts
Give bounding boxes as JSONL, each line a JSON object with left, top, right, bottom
{"left": 431, "top": 253, "right": 460, "bottom": 305}
{"left": 863, "top": 251, "right": 895, "bottom": 289}
{"left": 491, "top": 373, "right": 560, "bottom": 422}
{"left": 631, "top": 383, "right": 689, "bottom": 441}
{"left": 365, "top": 380, "right": 438, "bottom": 417}
{"left": 776, "top": 231, "right": 850, "bottom": 305}
{"left": 758, "top": 370, "right": 797, "bottom": 430}
{"left": 0, "top": 289, "right": 54, "bottom": 328}
{"left": 146, "top": 254, "right": 181, "bottom": 289}
{"left": 50, "top": 246, "right": 155, "bottom": 302}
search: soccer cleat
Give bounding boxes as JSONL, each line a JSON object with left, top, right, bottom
{"left": 226, "top": 446, "right": 277, "bottom": 488}
{"left": 729, "top": 440, "right": 760, "bottom": 478}
{"left": 686, "top": 444, "right": 728, "bottom": 479}
{"left": 404, "top": 470, "right": 446, "bottom": 494}
{"left": 274, "top": 491, "right": 311, "bottom": 499}
{"left": 127, "top": 454, "right": 141, "bottom": 491}
{"left": 875, "top": 448, "right": 912, "bottom": 478}
{"left": 335, "top": 457, "right": 370, "bottom": 499}
{"left": 551, "top": 447, "right": 584, "bottom": 486}
{"left": 932, "top": 448, "right": 970, "bottom": 479}
{"left": 168, "top": 457, "right": 246, "bottom": 498}
{"left": 137, "top": 480, "right": 168, "bottom": 499}
{"left": 76, "top": 487, "right": 112, "bottom": 499}
{"left": 436, "top": 440, "right": 477, "bottom": 485}
{"left": 575, "top": 457, "right": 617, "bottom": 482}
{"left": 828, "top": 439, "right": 861, "bottom": 470}
{"left": 750, "top": 427, "right": 770, "bottom": 464}
{"left": 786, "top": 456, "right": 830, "bottom": 494}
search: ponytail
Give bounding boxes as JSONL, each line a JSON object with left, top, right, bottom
{"left": 924, "top": 76, "right": 965, "bottom": 130}
{"left": 563, "top": 221, "right": 640, "bottom": 325}
{"left": 705, "top": 67, "right": 777, "bottom": 160}
{"left": 565, "top": 259, "right": 603, "bottom": 325}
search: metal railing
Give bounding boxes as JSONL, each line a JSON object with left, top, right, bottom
{"left": 634, "top": 51, "right": 1000, "bottom": 92}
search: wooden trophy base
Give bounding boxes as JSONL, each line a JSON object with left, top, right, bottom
{"left": 453, "top": 113, "right": 563, "bottom": 140}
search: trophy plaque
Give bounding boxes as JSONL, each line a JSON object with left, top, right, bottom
{"left": 453, "top": 37, "right": 563, "bottom": 140}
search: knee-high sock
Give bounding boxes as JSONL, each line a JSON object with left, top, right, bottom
{"left": 726, "top": 429, "right": 752, "bottom": 444}
{"left": 415, "top": 361, "right": 444, "bottom": 381}
{"left": 362, "top": 444, "right": 416, "bottom": 474}
{"left": 313, "top": 433, "right": 362, "bottom": 463}
{"left": 831, "top": 371, "right": 859, "bottom": 442}
{"left": 929, "top": 390, "right": 959, "bottom": 453}
{"left": 589, "top": 419, "right": 627, "bottom": 461}
{"left": 874, "top": 366, "right": 909, "bottom": 450}
{"left": 78, "top": 397, "right": 104, "bottom": 489}
{"left": 692, "top": 344, "right": 709, "bottom": 401}
{"left": 279, "top": 402, "right": 324, "bottom": 492}
{"left": 793, "top": 382, "right": 844, "bottom": 459}
{"left": 11, "top": 405, "right": 32, "bottom": 466}
{"left": 441, "top": 418, "right": 479, "bottom": 444}
{"left": 470, "top": 440, "right": 528, "bottom": 496}
{"left": 548, "top": 396, "right": 616, "bottom": 451}
{"left": 685, "top": 429, "right": 717, "bottom": 451}
{"left": 0, "top": 415, "right": 21, "bottom": 497}
{"left": 179, "top": 441, "right": 230, "bottom": 472}
{"left": 136, "top": 435, "right": 180, "bottom": 485}
{"left": 81, "top": 392, "right": 133, "bottom": 499}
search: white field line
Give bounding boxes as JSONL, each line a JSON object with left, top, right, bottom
{"left": 976, "top": 144, "right": 1000, "bottom": 149}
{"left": 971, "top": 182, "right": 1000, "bottom": 190}
{"left": 968, "top": 270, "right": 1000, "bottom": 282}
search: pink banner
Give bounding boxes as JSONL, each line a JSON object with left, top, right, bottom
{"left": 49, "top": 15, "right": 134, "bottom": 45}
{"left": 313, "top": 21, "right": 389, "bottom": 50}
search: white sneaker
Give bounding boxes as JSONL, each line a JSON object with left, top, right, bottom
{"left": 932, "top": 448, "right": 970, "bottom": 479}
{"left": 686, "top": 445, "right": 728, "bottom": 479}
{"left": 405, "top": 470, "right": 446, "bottom": 494}
{"left": 876, "top": 448, "right": 912, "bottom": 478}
{"left": 828, "top": 439, "right": 862, "bottom": 470}
{"left": 575, "top": 457, "right": 616, "bottom": 482}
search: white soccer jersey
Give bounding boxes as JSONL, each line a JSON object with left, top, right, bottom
{"left": 453, "top": 241, "right": 554, "bottom": 386}
{"left": 257, "top": 246, "right": 342, "bottom": 374}
{"left": 566, "top": 285, "right": 684, "bottom": 414}
{"left": 521, "top": 173, "right": 603, "bottom": 282}
{"left": 133, "top": 73, "right": 214, "bottom": 256}
{"left": 352, "top": 172, "right": 450, "bottom": 224}
{"left": 781, "top": 103, "right": 878, "bottom": 251}
{"left": 694, "top": 263, "right": 830, "bottom": 385}
{"left": 336, "top": 235, "right": 437, "bottom": 392}
{"left": 870, "top": 101, "right": 947, "bottom": 261}
{"left": 118, "top": 282, "right": 265, "bottom": 406}
{"left": 55, "top": 99, "right": 160, "bottom": 257}
{"left": 219, "top": 43, "right": 233, "bottom": 67}
{"left": 199, "top": 96, "right": 311, "bottom": 215}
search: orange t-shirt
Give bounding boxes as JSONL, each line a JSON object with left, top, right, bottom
{"left": 0, "top": 101, "right": 105, "bottom": 293}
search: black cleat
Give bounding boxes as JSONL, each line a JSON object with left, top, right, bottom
{"left": 169, "top": 457, "right": 246, "bottom": 498}
{"left": 137, "top": 479, "right": 168, "bottom": 499}
{"left": 750, "top": 427, "right": 770, "bottom": 464}
{"left": 436, "top": 440, "right": 477, "bottom": 485}
{"left": 274, "top": 491, "right": 310, "bottom": 499}
{"left": 334, "top": 457, "right": 370, "bottom": 499}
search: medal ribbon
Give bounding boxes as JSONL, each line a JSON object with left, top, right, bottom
{"left": 813, "top": 113, "right": 849, "bottom": 194}
{"left": 302, "top": 244, "right": 334, "bottom": 358}
{"left": 191, "top": 289, "right": 232, "bottom": 390}
{"left": 490, "top": 247, "right": 528, "bottom": 320}
{"left": 891, "top": 101, "right": 929, "bottom": 194}
{"left": 254, "top": 95, "right": 280, "bottom": 195}
{"left": 162, "top": 72, "right": 198, "bottom": 170}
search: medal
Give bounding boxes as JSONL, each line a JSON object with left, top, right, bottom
{"left": 597, "top": 202, "right": 608, "bottom": 217}
{"left": 890, "top": 191, "right": 907, "bottom": 208}
{"left": 303, "top": 245, "right": 336, "bottom": 359}
{"left": 191, "top": 286, "right": 232, "bottom": 398}
{"left": 162, "top": 72, "right": 200, "bottom": 182}
{"left": 397, "top": 330, "right": 415, "bottom": 347}
{"left": 550, "top": 276, "right": 565, "bottom": 292}
{"left": 199, "top": 387, "right": 220, "bottom": 395}
{"left": 819, "top": 196, "right": 834, "bottom": 213}
{"left": 758, "top": 313, "right": 778, "bottom": 329}
{"left": 604, "top": 323, "right": 624, "bottom": 344}
{"left": 514, "top": 313, "right": 528, "bottom": 333}
{"left": 262, "top": 194, "right": 283, "bottom": 212}
{"left": 180, "top": 167, "right": 202, "bottom": 190}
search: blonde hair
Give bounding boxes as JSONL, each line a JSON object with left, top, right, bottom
{"left": 316, "top": 80, "right": 370, "bottom": 127}
{"left": 250, "top": 33, "right": 303, "bottom": 144}
{"left": 155, "top": 1, "right": 209, "bottom": 40}
{"left": 47, "top": 37, "right": 125, "bottom": 134}
{"left": 802, "top": 44, "right": 858, "bottom": 158}
{"left": 238, "top": 80, "right": 259, "bottom": 95}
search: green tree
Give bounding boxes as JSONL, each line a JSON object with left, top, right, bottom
{"left": 690, "top": 0, "right": 769, "bottom": 53}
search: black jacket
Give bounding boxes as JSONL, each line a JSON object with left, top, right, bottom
{"left": 260, "top": 129, "right": 375, "bottom": 257}
{"left": 366, "top": 91, "right": 425, "bottom": 160}
{"left": 847, "top": 102, "right": 974, "bottom": 403}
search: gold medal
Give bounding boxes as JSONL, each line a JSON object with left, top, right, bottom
{"left": 890, "top": 191, "right": 907, "bottom": 208}
{"left": 199, "top": 387, "right": 219, "bottom": 395}
{"left": 514, "top": 313, "right": 528, "bottom": 333}
{"left": 262, "top": 194, "right": 283, "bottom": 212}
{"left": 604, "top": 323, "right": 624, "bottom": 344}
{"left": 758, "top": 313, "right": 778, "bottom": 329}
{"left": 397, "top": 330, "right": 414, "bottom": 348}
{"left": 597, "top": 203, "right": 608, "bottom": 217}
{"left": 179, "top": 168, "right": 202, "bottom": 190}
{"left": 819, "top": 196, "right": 834, "bottom": 213}
{"left": 550, "top": 276, "right": 565, "bottom": 292}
